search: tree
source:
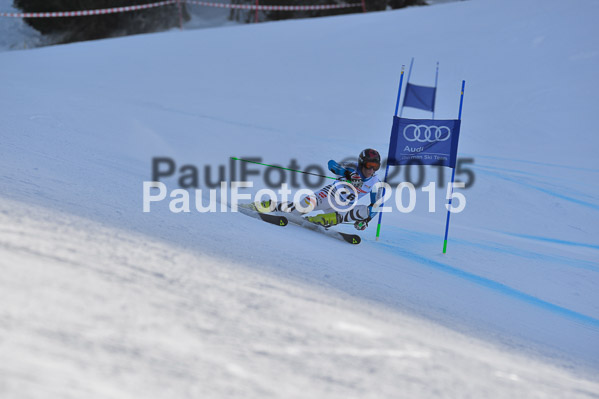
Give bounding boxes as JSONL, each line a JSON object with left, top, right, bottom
{"left": 228, "top": 0, "right": 426, "bottom": 23}
{"left": 13, "top": 0, "right": 190, "bottom": 44}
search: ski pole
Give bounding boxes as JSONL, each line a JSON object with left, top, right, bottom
{"left": 231, "top": 157, "right": 342, "bottom": 182}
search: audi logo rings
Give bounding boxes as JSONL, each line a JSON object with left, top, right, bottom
{"left": 403, "top": 124, "right": 451, "bottom": 142}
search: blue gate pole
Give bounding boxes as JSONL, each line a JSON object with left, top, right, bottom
{"left": 443, "top": 80, "right": 465, "bottom": 253}
{"left": 398, "top": 58, "right": 414, "bottom": 118}
{"left": 376, "top": 65, "right": 405, "bottom": 241}
{"left": 432, "top": 61, "right": 439, "bottom": 119}
{"left": 393, "top": 65, "right": 405, "bottom": 117}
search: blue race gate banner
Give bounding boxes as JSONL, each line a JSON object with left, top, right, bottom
{"left": 387, "top": 117, "right": 461, "bottom": 168}
{"left": 402, "top": 82, "right": 437, "bottom": 112}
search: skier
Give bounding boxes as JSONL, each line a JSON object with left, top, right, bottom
{"left": 254, "top": 148, "right": 382, "bottom": 231}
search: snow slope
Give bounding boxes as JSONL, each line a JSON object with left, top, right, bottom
{"left": 1, "top": 0, "right": 599, "bottom": 397}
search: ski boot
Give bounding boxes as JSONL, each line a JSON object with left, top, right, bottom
{"left": 253, "top": 199, "right": 276, "bottom": 213}
{"left": 306, "top": 212, "right": 341, "bottom": 228}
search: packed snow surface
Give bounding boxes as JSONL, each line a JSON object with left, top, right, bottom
{"left": 1, "top": 0, "right": 598, "bottom": 397}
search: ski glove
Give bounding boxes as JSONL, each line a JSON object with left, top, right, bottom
{"left": 354, "top": 220, "right": 368, "bottom": 231}
{"left": 342, "top": 170, "right": 363, "bottom": 190}
{"left": 353, "top": 206, "right": 378, "bottom": 231}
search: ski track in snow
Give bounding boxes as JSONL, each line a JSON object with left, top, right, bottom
{"left": 376, "top": 235, "right": 599, "bottom": 328}
{"left": 474, "top": 167, "right": 599, "bottom": 211}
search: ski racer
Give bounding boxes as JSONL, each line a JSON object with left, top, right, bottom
{"left": 255, "top": 148, "right": 382, "bottom": 231}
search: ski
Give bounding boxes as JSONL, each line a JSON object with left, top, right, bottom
{"left": 236, "top": 203, "right": 360, "bottom": 244}
{"left": 258, "top": 212, "right": 288, "bottom": 226}
{"left": 237, "top": 204, "right": 288, "bottom": 226}
{"left": 284, "top": 212, "right": 361, "bottom": 245}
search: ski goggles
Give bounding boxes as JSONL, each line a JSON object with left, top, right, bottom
{"left": 363, "top": 161, "right": 380, "bottom": 171}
